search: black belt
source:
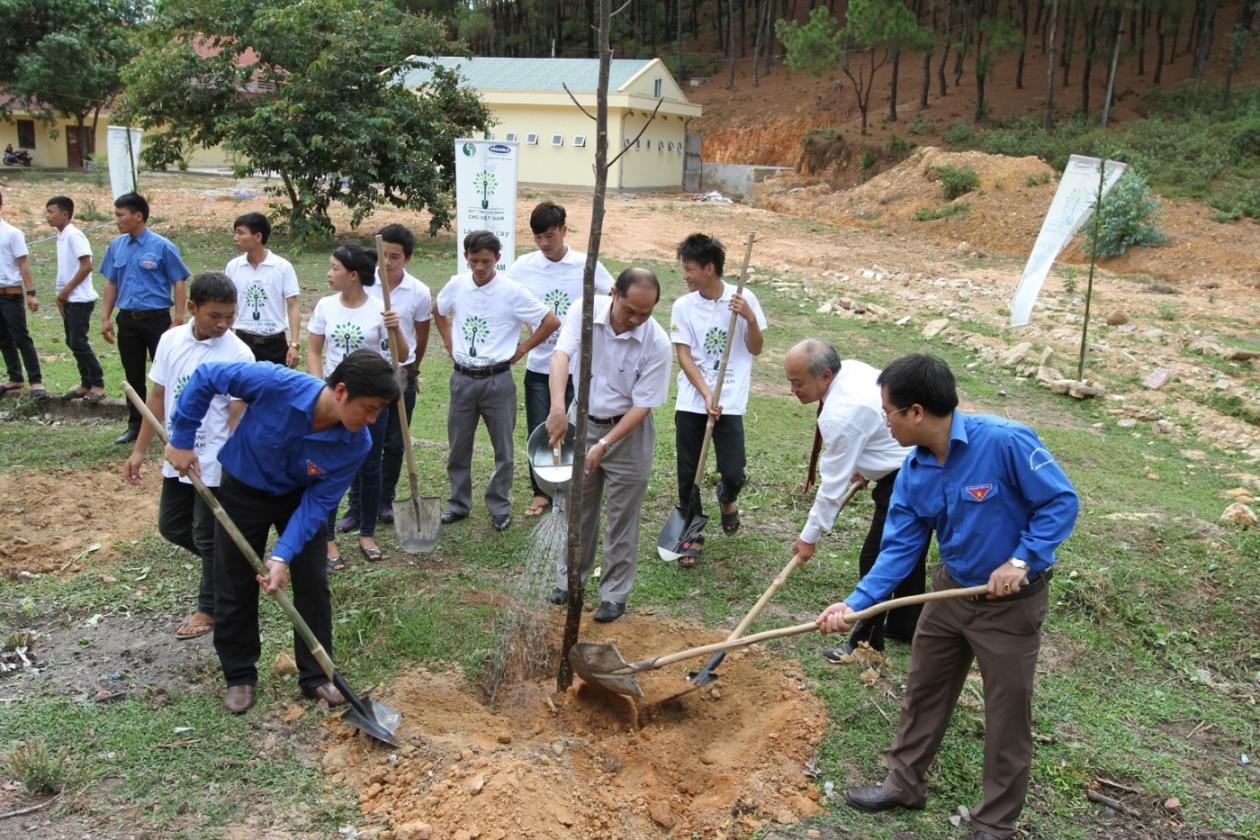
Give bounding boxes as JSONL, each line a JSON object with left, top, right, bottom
{"left": 120, "top": 308, "right": 169, "bottom": 320}
{"left": 235, "top": 329, "right": 286, "bottom": 346}
{"left": 964, "top": 569, "right": 1051, "bottom": 602}
{"left": 453, "top": 361, "right": 510, "bottom": 378}
{"left": 589, "top": 414, "right": 624, "bottom": 425}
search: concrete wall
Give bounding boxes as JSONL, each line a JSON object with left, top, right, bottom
{"left": 698, "top": 163, "right": 792, "bottom": 205}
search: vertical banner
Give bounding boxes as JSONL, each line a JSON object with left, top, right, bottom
{"left": 454, "top": 139, "right": 519, "bottom": 273}
{"left": 106, "top": 125, "right": 143, "bottom": 199}
{"left": 1010, "top": 155, "right": 1127, "bottom": 327}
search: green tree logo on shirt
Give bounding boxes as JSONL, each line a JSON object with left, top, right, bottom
{"left": 544, "top": 289, "right": 571, "bottom": 316}
{"left": 172, "top": 373, "right": 191, "bottom": 401}
{"left": 244, "top": 283, "right": 268, "bottom": 321}
{"left": 330, "top": 322, "right": 365, "bottom": 355}
{"left": 703, "top": 327, "right": 727, "bottom": 368}
{"left": 462, "top": 315, "right": 490, "bottom": 357}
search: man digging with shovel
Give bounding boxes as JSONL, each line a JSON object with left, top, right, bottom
{"left": 164, "top": 349, "right": 400, "bottom": 713}
{"left": 816, "top": 354, "right": 1078, "bottom": 840}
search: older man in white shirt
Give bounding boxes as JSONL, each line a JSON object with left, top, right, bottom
{"left": 785, "top": 338, "right": 928, "bottom": 656}
{"left": 545, "top": 267, "right": 672, "bottom": 623}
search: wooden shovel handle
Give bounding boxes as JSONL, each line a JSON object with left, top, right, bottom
{"left": 374, "top": 235, "right": 422, "bottom": 500}
{"left": 629, "top": 584, "right": 990, "bottom": 674}
{"left": 691, "top": 231, "right": 756, "bottom": 487}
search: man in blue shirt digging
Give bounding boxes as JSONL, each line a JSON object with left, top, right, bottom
{"left": 817, "top": 353, "right": 1079, "bottom": 840}
{"left": 165, "top": 349, "right": 400, "bottom": 714}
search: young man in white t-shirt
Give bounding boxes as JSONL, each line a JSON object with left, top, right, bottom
{"left": 669, "top": 233, "right": 767, "bottom": 565}
{"left": 45, "top": 195, "right": 105, "bottom": 402}
{"left": 225, "top": 212, "right": 301, "bottom": 367}
{"left": 124, "top": 272, "right": 253, "bottom": 640}
{"left": 433, "top": 230, "right": 560, "bottom": 532}
{"left": 0, "top": 190, "right": 46, "bottom": 399}
{"left": 508, "top": 200, "right": 614, "bottom": 518}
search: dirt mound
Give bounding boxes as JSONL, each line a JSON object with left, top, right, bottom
{"left": 326, "top": 613, "right": 831, "bottom": 839}
{"left": 0, "top": 465, "right": 160, "bottom": 577}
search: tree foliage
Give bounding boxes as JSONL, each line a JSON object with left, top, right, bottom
{"left": 0, "top": 0, "right": 144, "bottom": 142}
{"left": 119, "top": 0, "right": 491, "bottom": 241}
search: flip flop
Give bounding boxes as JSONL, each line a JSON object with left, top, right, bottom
{"left": 29, "top": 388, "right": 49, "bottom": 400}
{"left": 524, "top": 498, "right": 551, "bottom": 518}
{"left": 0, "top": 383, "right": 23, "bottom": 396}
{"left": 721, "top": 507, "right": 741, "bottom": 535}
{"left": 60, "top": 388, "right": 88, "bottom": 401}
{"left": 175, "top": 613, "right": 214, "bottom": 640}
{"left": 81, "top": 391, "right": 107, "bottom": 404}
{"left": 678, "top": 552, "right": 698, "bottom": 568}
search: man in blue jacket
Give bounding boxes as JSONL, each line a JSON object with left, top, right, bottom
{"left": 165, "top": 349, "right": 399, "bottom": 714}
{"left": 817, "top": 353, "right": 1079, "bottom": 840}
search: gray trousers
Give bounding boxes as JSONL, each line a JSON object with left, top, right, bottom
{"left": 554, "top": 414, "right": 654, "bottom": 604}
{"left": 446, "top": 369, "right": 516, "bottom": 517}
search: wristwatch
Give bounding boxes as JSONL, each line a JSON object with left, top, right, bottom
{"left": 1008, "top": 558, "right": 1028, "bottom": 571}
{"left": 598, "top": 437, "right": 613, "bottom": 453}
{"left": 25, "top": 289, "right": 36, "bottom": 296}
{"left": 289, "top": 342, "right": 300, "bottom": 349}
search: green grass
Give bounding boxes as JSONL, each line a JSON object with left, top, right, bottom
{"left": 2, "top": 176, "right": 1259, "bottom": 838}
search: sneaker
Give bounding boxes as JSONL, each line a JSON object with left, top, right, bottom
{"left": 822, "top": 643, "right": 856, "bottom": 664}
{"left": 378, "top": 504, "right": 394, "bottom": 524}
{"left": 335, "top": 511, "right": 361, "bottom": 533}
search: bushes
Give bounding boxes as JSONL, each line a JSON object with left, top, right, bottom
{"left": 1082, "top": 172, "right": 1170, "bottom": 258}
{"left": 936, "top": 165, "right": 980, "bottom": 199}
{"left": 915, "top": 201, "right": 971, "bottom": 221}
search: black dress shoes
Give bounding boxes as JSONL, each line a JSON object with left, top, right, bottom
{"left": 844, "top": 786, "right": 907, "bottom": 813}
{"left": 548, "top": 587, "right": 569, "bottom": 605}
{"left": 491, "top": 513, "right": 512, "bottom": 531}
{"left": 594, "top": 601, "right": 625, "bottom": 622}
{"left": 440, "top": 511, "right": 467, "bottom": 525}
{"left": 114, "top": 428, "right": 139, "bottom": 445}
{"left": 223, "top": 684, "right": 255, "bottom": 714}
{"left": 972, "top": 832, "right": 1001, "bottom": 840}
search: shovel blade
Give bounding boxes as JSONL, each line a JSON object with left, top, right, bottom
{"left": 568, "top": 642, "right": 644, "bottom": 697}
{"left": 393, "top": 496, "right": 441, "bottom": 553}
{"left": 687, "top": 650, "right": 726, "bottom": 687}
{"left": 332, "top": 672, "right": 402, "bottom": 747}
{"left": 657, "top": 507, "right": 708, "bottom": 562}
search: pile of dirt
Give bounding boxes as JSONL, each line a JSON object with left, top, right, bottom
{"left": 326, "top": 613, "right": 831, "bottom": 839}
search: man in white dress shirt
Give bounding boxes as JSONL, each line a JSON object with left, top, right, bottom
{"left": 545, "top": 267, "right": 673, "bottom": 623}
{"left": 433, "top": 230, "right": 560, "bottom": 531}
{"left": 785, "top": 338, "right": 928, "bottom": 655}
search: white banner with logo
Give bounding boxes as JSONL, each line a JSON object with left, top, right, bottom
{"left": 454, "top": 139, "right": 519, "bottom": 272}
{"left": 1009, "top": 154, "right": 1127, "bottom": 327}
{"left": 106, "top": 126, "right": 143, "bottom": 199}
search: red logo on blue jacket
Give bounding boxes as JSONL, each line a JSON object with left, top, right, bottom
{"left": 965, "top": 483, "right": 993, "bottom": 501}
{"left": 306, "top": 460, "right": 326, "bottom": 476}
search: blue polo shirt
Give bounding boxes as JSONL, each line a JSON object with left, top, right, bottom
{"left": 100, "top": 227, "right": 190, "bottom": 311}
{"left": 169, "top": 362, "right": 371, "bottom": 564}
{"left": 845, "top": 411, "right": 1079, "bottom": 612}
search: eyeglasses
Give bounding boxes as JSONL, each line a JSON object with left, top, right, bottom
{"left": 882, "top": 405, "right": 911, "bottom": 423}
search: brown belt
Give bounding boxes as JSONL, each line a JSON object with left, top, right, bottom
{"left": 0, "top": 286, "right": 24, "bottom": 296}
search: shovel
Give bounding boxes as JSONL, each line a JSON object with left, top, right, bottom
{"left": 687, "top": 482, "right": 861, "bottom": 687}
{"left": 376, "top": 235, "right": 440, "bottom": 553}
{"left": 657, "top": 231, "right": 756, "bottom": 562}
{"left": 123, "top": 383, "right": 402, "bottom": 747}
{"left": 569, "top": 584, "right": 989, "bottom": 697}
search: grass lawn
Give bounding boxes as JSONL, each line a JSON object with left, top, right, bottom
{"left": 1, "top": 170, "right": 1257, "bottom": 838}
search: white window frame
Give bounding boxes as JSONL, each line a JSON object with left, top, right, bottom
{"left": 526, "top": 133, "right": 540, "bottom": 145}
{"left": 573, "top": 135, "right": 587, "bottom": 148}
{"left": 505, "top": 131, "right": 518, "bottom": 142}
{"left": 551, "top": 134, "right": 564, "bottom": 147}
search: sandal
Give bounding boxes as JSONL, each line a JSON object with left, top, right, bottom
{"left": 327, "top": 554, "right": 345, "bottom": 572}
{"left": 60, "top": 388, "right": 88, "bottom": 401}
{"left": 176, "top": 612, "right": 214, "bottom": 640}
{"left": 678, "top": 553, "right": 698, "bottom": 568}
{"left": 0, "top": 383, "right": 23, "bottom": 396}
{"left": 82, "top": 391, "right": 107, "bottom": 404}
{"left": 358, "top": 544, "right": 383, "bottom": 562}
{"left": 720, "top": 506, "right": 741, "bottom": 535}
{"left": 30, "top": 388, "right": 49, "bottom": 400}
{"left": 524, "top": 497, "right": 551, "bottom": 518}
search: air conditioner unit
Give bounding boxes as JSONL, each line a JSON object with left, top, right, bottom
{"left": 526, "top": 133, "right": 539, "bottom": 145}
{"left": 551, "top": 134, "right": 564, "bottom": 147}
{"left": 505, "top": 132, "right": 518, "bottom": 142}
{"left": 573, "top": 135, "right": 587, "bottom": 148}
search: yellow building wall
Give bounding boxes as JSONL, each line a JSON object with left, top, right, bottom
{"left": 0, "top": 116, "right": 109, "bottom": 169}
{"left": 614, "top": 111, "right": 687, "bottom": 190}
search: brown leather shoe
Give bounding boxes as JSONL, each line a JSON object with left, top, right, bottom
{"left": 223, "top": 684, "right": 255, "bottom": 714}
{"left": 844, "top": 785, "right": 915, "bottom": 813}
{"left": 303, "top": 681, "right": 347, "bottom": 707}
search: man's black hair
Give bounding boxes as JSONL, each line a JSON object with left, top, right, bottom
{"left": 189, "top": 271, "right": 238, "bottom": 306}
{"left": 614, "top": 267, "right": 660, "bottom": 304}
{"left": 378, "top": 223, "right": 415, "bottom": 259}
{"left": 234, "top": 212, "right": 271, "bottom": 245}
{"left": 463, "top": 229, "right": 502, "bottom": 256}
{"left": 46, "top": 196, "right": 75, "bottom": 217}
{"left": 529, "top": 201, "right": 566, "bottom": 235}
{"left": 676, "top": 233, "right": 725, "bottom": 277}
{"left": 328, "top": 348, "right": 401, "bottom": 403}
{"left": 331, "top": 241, "right": 378, "bottom": 286}
{"left": 114, "top": 191, "right": 150, "bottom": 221}
{"left": 877, "top": 353, "right": 959, "bottom": 417}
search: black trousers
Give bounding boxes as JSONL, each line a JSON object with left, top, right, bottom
{"left": 63, "top": 301, "right": 103, "bottom": 389}
{"left": 237, "top": 330, "right": 288, "bottom": 365}
{"left": 675, "top": 409, "right": 746, "bottom": 511}
{"left": 0, "top": 293, "right": 42, "bottom": 385}
{"left": 212, "top": 472, "right": 333, "bottom": 691}
{"left": 850, "top": 468, "right": 930, "bottom": 650}
{"left": 117, "top": 309, "right": 170, "bottom": 433}
{"left": 158, "top": 477, "right": 216, "bottom": 617}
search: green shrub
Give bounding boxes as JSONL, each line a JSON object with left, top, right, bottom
{"left": 906, "top": 116, "right": 936, "bottom": 136}
{"left": 861, "top": 149, "right": 876, "bottom": 168}
{"left": 936, "top": 165, "right": 980, "bottom": 200}
{"left": 887, "top": 132, "right": 911, "bottom": 160}
{"left": 914, "top": 201, "right": 971, "bottom": 221}
{"left": 1081, "top": 172, "right": 1170, "bottom": 258}
{"left": 1208, "top": 178, "right": 1260, "bottom": 221}
{"left": 943, "top": 120, "right": 974, "bottom": 149}
{"left": 5, "top": 738, "right": 72, "bottom": 794}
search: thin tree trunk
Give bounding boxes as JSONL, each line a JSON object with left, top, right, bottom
{"left": 1045, "top": 0, "right": 1058, "bottom": 129}
{"left": 677, "top": 0, "right": 684, "bottom": 79}
{"left": 938, "top": 8, "right": 953, "bottom": 96}
{"left": 727, "top": 0, "right": 737, "bottom": 87}
{"left": 1191, "top": 0, "right": 1218, "bottom": 101}
{"left": 1016, "top": 0, "right": 1029, "bottom": 88}
{"left": 1101, "top": 9, "right": 1123, "bottom": 126}
{"left": 920, "top": 47, "right": 933, "bottom": 108}
{"left": 889, "top": 52, "right": 900, "bottom": 121}
{"left": 1155, "top": 12, "right": 1166, "bottom": 83}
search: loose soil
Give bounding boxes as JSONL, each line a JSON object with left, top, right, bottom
{"left": 3, "top": 39, "right": 1260, "bottom": 838}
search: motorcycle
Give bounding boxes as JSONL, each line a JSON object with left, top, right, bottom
{"left": 3, "top": 147, "right": 33, "bottom": 167}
